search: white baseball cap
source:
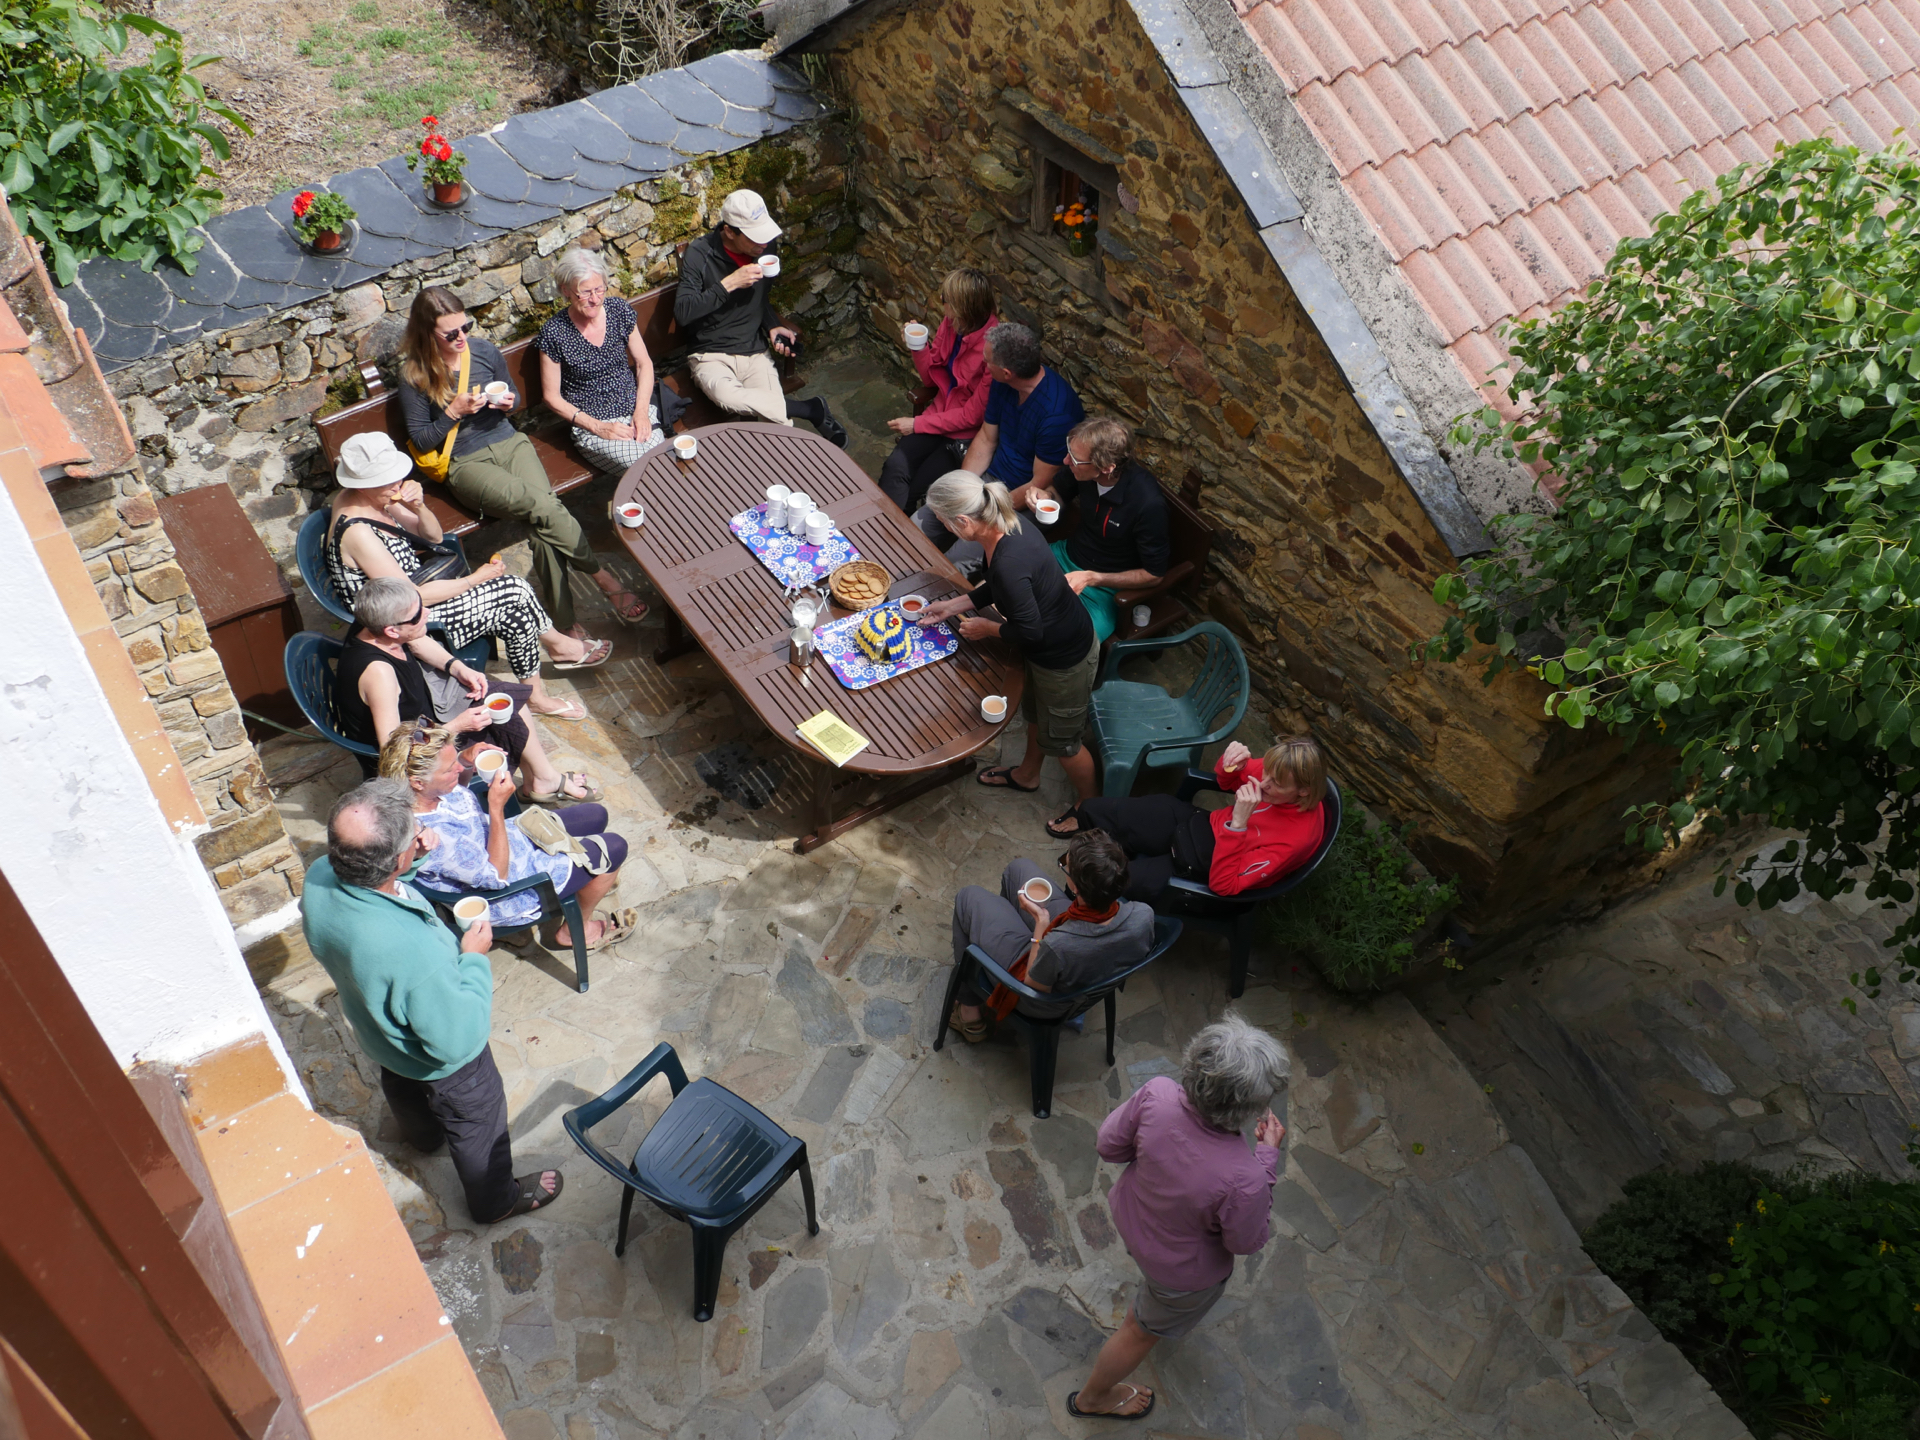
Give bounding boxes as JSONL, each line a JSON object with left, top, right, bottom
{"left": 336, "top": 431, "right": 415, "bottom": 488}
{"left": 718, "top": 188, "right": 782, "bottom": 244}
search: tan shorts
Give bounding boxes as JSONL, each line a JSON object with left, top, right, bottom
{"left": 1020, "top": 635, "right": 1099, "bottom": 758}
{"left": 1132, "top": 1275, "right": 1228, "bottom": 1339}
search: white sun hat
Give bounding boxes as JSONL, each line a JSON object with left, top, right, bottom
{"left": 336, "top": 431, "right": 415, "bottom": 488}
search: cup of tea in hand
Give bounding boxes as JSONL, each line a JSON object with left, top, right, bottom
{"left": 453, "top": 896, "right": 489, "bottom": 931}
{"left": 484, "top": 381, "right": 510, "bottom": 407}
{"left": 1022, "top": 877, "right": 1053, "bottom": 905}
{"left": 484, "top": 695, "right": 514, "bottom": 725}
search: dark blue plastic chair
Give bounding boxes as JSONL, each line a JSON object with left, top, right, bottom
{"left": 1161, "top": 773, "right": 1343, "bottom": 997}
{"left": 1090, "top": 621, "right": 1251, "bottom": 797}
{"left": 932, "top": 915, "right": 1184, "bottom": 1118}
{"left": 564, "top": 1044, "right": 818, "bottom": 1322}
{"left": 415, "top": 867, "right": 590, "bottom": 994}
{"left": 284, "top": 632, "right": 379, "bottom": 774}
{"left": 296, "top": 507, "right": 490, "bottom": 670}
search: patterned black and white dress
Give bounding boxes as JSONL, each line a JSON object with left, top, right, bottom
{"left": 326, "top": 515, "right": 553, "bottom": 680}
{"left": 537, "top": 296, "right": 666, "bottom": 474}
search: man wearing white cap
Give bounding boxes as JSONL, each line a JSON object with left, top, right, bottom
{"left": 674, "top": 188, "right": 847, "bottom": 446}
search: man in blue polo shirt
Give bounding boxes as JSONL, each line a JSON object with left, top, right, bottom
{"left": 916, "top": 322, "right": 1084, "bottom": 571}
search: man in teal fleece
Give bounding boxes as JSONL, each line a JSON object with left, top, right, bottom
{"left": 302, "top": 778, "right": 562, "bottom": 1222}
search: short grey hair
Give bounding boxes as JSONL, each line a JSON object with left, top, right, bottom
{"left": 354, "top": 576, "right": 419, "bottom": 632}
{"left": 1180, "top": 1015, "right": 1290, "bottom": 1133}
{"left": 985, "top": 321, "right": 1042, "bottom": 379}
{"left": 327, "top": 779, "right": 416, "bottom": 889}
{"left": 555, "top": 246, "right": 609, "bottom": 297}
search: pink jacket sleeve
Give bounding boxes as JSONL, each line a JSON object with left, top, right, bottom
{"left": 1218, "top": 1144, "right": 1281, "bottom": 1255}
{"left": 1096, "top": 1080, "right": 1151, "bottom": 1165}
{"left": 913, "top": 318, "right": 996, "bottom": 439}
{"left": 910, "top": 319, "right": 951, "bottom": 390}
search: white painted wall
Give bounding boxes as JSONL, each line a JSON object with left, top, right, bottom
{"left": 0, "top": 480, "right": 303, "bottom": 1091}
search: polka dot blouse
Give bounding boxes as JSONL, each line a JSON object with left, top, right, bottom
{"left": 538, "top": 296, "right": 643, "bottom": 421}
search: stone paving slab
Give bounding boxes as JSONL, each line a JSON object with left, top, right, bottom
{"left": 253, "top": 348, "right": 1751, "bottom": 1439}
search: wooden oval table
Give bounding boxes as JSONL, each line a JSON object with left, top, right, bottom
{"left": 612, "top": 421, "right": 1023, "bottom": 853}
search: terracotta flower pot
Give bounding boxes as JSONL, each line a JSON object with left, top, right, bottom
{"left": 310, "top": 229, "right": 342, "bottom": 251}
{"left": 433, "top": 181, "right": 463, "bottom": 205}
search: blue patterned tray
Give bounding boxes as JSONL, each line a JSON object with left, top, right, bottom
{"left": 815, "top": 603, "right": 960, "bottom": 690}
{"left": 728, "top": 503, "right": 861, "bottom": 589}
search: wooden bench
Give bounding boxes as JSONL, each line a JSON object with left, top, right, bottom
{"left": 315, "top": 281, "right": 792, "bottom": 537}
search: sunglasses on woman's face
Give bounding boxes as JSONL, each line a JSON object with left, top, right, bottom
{"left": 436, "top": 319, "right": 475, "bottom": 342}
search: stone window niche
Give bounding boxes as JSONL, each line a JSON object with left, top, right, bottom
{"left": 994, "top": 89, "right": 1126, "bottom": 318}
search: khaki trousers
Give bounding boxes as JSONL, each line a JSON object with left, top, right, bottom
{"left": 689, "top": 351, "right": 790, "bottom": 426}
{"left": 446, "top": 432, "right": 597, "bottom": 632}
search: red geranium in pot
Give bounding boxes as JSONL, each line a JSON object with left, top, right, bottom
{"left": 291, "top": 189, "right": 357, "bottom": 251}
{"left": 407, "top": 115, "right": 468, "bottom": 204}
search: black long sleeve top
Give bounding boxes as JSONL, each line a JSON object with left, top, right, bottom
{"left": 397, "top": 336, "right": 516, "bottom": 458}
{"left": 968, "top": 519, "right": 1096, "bottom": 670}
{"left": 672, "top": 227, "right": 776, "bottom": 356}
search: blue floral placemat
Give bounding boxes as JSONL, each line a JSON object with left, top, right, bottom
{"left": 728, "top": 503, "right": 861, "bottom": 589}
{"left": 815, "top": 603, "right": 960, "bottom": 690}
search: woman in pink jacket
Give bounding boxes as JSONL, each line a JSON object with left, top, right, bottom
{"left": 879, "top": 268, "right": 999, "bottom": 514}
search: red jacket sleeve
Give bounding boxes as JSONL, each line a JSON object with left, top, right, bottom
{"left": 910, "top": 317, "right": 952, "bottom": 390}
{"left": 914, "top": 318, "right": 997, "bottom": 439}
{"left": 1208, "top": 777, "right": 1326, "bottom": 896}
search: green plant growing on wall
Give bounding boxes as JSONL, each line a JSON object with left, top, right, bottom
{"left": 1260, "top": 805, "right": 1457, "bottom": 991}
{"left": 0, "top": 0, "right": 249, "bottom": 282}
{"left": 1428, "top": 138, "right": 1920, "bottom": 1002}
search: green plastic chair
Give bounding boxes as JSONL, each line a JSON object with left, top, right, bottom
{"left": 1089, "top": 621, "right": 1251, "bottom": 798}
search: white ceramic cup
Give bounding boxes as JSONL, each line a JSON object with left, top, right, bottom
{"left": 766, "top": 497, "right": 788, "bottom": 529}
{"left": 673, "top": 435, "right": 698, "bottom": 460}
{"left": 981, "top": 694, "right": 1008, "bottom": 722}
{"left": 788, "top": 504, "right": 813, "bottom": 538}
{"left": 767, "top": 484, "right": 790, "bottom": 504}
{"left": 898, "top": 594, "right": 928, "bottom": 620}
{"left": 485, "top": 694, "right": 514, "bottom": 725}
{"left": 615, "top": 500, "right": 645, "bottom": 528}
{"left": 806, "top": 513, "right": 830, "bottom": 547}
{"left": 484, "top": 381, "right": 510, "bottom": 407}
{"left": 1034, "top": 498, "right": 1062, "bottom": 524}
{"left": 1133, "top": 605, "right": 1152, "bottom": 629}
{"left": 1022, "top": 877, "right": 1053, "bottom": 905}
{"left": 475, "top": 749, "right": 507, "bottom": 780}
{"left": 904, "top": 322, "right": 929, "bottom": 350}
{"left": 453, "top": 896, "right": 489, "bottom": 932}
{"left": 759, "top": 253, "right": 781, "bottom": 278}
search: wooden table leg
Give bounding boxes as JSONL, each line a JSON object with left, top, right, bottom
{"left": 653, "top": 607, "right": 698, "bottom": 666}
{"left": 794, "top": 759, "right": 975, "bottom": 855}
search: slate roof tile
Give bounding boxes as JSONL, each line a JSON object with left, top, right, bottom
{"left": 640, "top": 68, "right": 729, "bottom": 127}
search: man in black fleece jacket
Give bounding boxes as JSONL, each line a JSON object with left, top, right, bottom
{"left": 673, "top": 189, "right": 846, "bottom": 446}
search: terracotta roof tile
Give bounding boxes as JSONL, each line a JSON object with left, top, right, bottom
{"left": 1434, "top": 234, "right": 1522, "bottom": 325}
{"left": 1832, "top": 11, "right": 1903, "bottom": 78}
{"left": 1889, "top": 0, "right": 1920, "bottom": 47}
{"left": 1887, "top": 64, "right": 1920, "bottom": 113}
{"left": 1294, "top": 80, "right": 1385, "bottom": 169}
{"left": 1556, "top": 183, "right": 1634, "bottom": 255}
{"left": 1576, "top": 5, "right": 1668, "bottom": 79}
{"left": 1749, "top": 0, "right": 1804, "bottom": 30}
{"left": 1529, "top": 101, "right": 1615, "bottom": 182}
{"left": 1245, "top": 4, "right": 1336, "bottom": 87}
{"left": 1623, "top": 0, "right": 1706, "bottom": 66}
{"left": 1592, "top": 82, "right": 1677, "bottom": 162}
{"left": 1721, "top": 127, "right": 1773, "bottom": 162}
{"left": 1412, "top": 140, "right": 1507, "bottom": 228}
{"left": 1646, "top": 66, "right": 1729, "bottom": 144}
{"left": 1333, "top": 68, "right": 1424, "bottom": 158}
{"left": 1500, "top": 207, "right": 1594, "bottom": 296}
{"left": 1777, "top": 28, "right": 1849, "bottom": 95}
{"left": 1399, "top": 247, "right": 1486, "bottom": 339}
{"left": 1379, "top": 151, "right": 1475, "bottom": 243}
{"left": 1802, "top": 15, "right": 1880, "bottom": 87}
{"left": 1393, "top": 50, "right": 1479, "bottom": 138}
{"left": 1343, "top": 162, "right": 1440, "bottom": 254}
{"left": 1510, "top": 18, "right": 1593, "bottom": 102}
{"left": 1474, "top": 118, "right": 1560, "bottom": 204}
{"left": 1352, "top": 0, "right": 1431, "bottom": 63}
{"left": 1466, "top": 223, "right": 1554, "bottom": 310}
{"left": 1484, "top": 26, "right": 1566, "bottom": 107}
{"left": 1685, "top": 0, "right": 1756, "bottom": 51}
{"left": 1795, "top": 99, "right": 1848, "bottom": 141}
{"left": 1543, "top": 9, "right": 1629, "bottom": 90}
{"left": 1825, "top": 92, "right": 1890, "bottom": 145}
{"left": 1400, "top": 0, "right": 1476, "bottom": 51}
{"left": 1424, "top": 42, "right": 1512, "bottom": 127}
{"left": 1278, "top": 0, "right": 1371, "bottom": 78}
{"left": 0, "top": 354, "right": 90, "bottom": 469}
{"left": 1639, "top": 0, "right": 1724, "bottom": 61}
{"left": 1435, "top": 128, "right": 1534, "bottom": 215}
{"left": 1455, "top": 34, "right": 1536, "bottom": 116}
{"left": 1429, "top": 0, "right": 1495, "bottom": 43}
{"left": 1692, "top": 135, "right": 1742, "bottom": 173}
{"left": 1581, "top": 176, "right": 1658, "bottom": 241}
{"left": 1740, "top": 117, "right": 1793, "bottom": 154}
{"left": 1862, "top": 4, "right": 1920, "bottom": 68}
{"left": 1718, "top": 0, "right": 1777, "bottom": 40}
{"left": 1706, "top": 47, "right": 1790, "bottom": 122}
{"left": 1668, "top": 144, "right": 1721, "bottom": 188}
{"left": 1449, "top": 326, "right": 1518, "bottom": 391}
{"left": 1845, "top": 83, "right": 1903, "bottom": 140}
{"left": 1677, "top": 56, "right": 1754, "bottom": 133}
{"left": 0, "top": 299, "right": 28, "bottom": 353}
{"left": 1868, "top": 74, "right": 1920, "bottom": 131}
{"left": 1619, "top": 73, "right": 1701, "bottom": 151}
{"left": 1504, "top": 109, "right": 1591, "bottom": 189}
{"left": 1771, "top": 106, "right": 1822, "bottom": 141}
{"left": 1744, "top": 34, "right": 1825, "bottom": 106}
{"left": 1485, "top": 0, "right": 1549, "bottom": 26}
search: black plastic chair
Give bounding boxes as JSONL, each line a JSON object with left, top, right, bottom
{"left": 284, "top": 631, "right": 379, "bottom": 775}
{"left": 296, "top": 507, "right": 490, "bottom": 669}
{"left": 1161, "top": 773, "right": 1343, "bottom": 997}
{"left": 932, "top": 915, "right": 1185, "bottom": 1118}
{"left": 415, "top": 868, "right": 591, "bottom": 994}
{"left": 563, "top": 1044, "right": 818, "bottom": 1322}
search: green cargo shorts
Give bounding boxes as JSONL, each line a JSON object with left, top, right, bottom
{"left": 1020, "top": 635, "right": 1099, "bottom": 758}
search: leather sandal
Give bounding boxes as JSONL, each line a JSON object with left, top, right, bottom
{"left": 519, "top": 771, "right": 604, "bottom": 808}
{"left": 501, "top": 1170, "right": 564, "bottom": 1218}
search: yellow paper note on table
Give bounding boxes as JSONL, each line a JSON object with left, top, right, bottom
{"left": 796, "top": 710, "right": 870, "bottom": 767}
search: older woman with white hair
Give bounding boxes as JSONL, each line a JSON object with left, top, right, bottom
{"left": 538, "top": 246, "right": 667, "bottom": 479}
{"left": 912, "top": 469, "right": 1099, "bottom": 802}
{"left": 1066, "top": 1014, "right": 1289, "bottom": 1420}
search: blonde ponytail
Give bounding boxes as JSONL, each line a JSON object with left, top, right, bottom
{"left": 926, "top": 469, "right": 1022, "bottom": 536}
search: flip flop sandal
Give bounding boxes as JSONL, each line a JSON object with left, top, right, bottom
{"left": 977, "top": 765, "right": 1040, "bottom": 793}
{"left": 552, "top": 638, "right": 613, "bottom": 670}
{"left": 1045, "top": 810, "right": 1085, "bottom": 838}
{"left": 520, "top": 771, "right": 605, "bottom": 808}
{"left": 529, "top": 698, "right": 590, "bottom": 722}
{"left": 1066, "top": 1385, "right": 1155, "bottom": 1421}
{"left": 606, "top": 591, "right": 649, "bottom": 625}
{"left": 584, "top": 907, "right": 637, "bottom": 952}
{"left": 502, "top": 1170, "right": 565, "bottom": 1218}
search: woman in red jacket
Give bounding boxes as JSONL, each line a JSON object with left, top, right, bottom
{"left": 878, "top": 268, "right": 999, "bottom": 515}
{"left": 1047, "top": 736, "right": 1328, "bottom": 902}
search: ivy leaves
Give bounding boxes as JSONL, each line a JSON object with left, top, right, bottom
{"left": 1429, "top": 139, "right": 1920, "bottom": 992}
{"left": 0, "top": 0, "right": 250, "bottom": 283}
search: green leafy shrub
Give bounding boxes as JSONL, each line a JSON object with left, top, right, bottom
{"left": 0, "top": 0, "right": 248, "bottom": 283}
{"left": 1260, "top": 805, "right": 1457, "bottom": 990}
{"left": 1587, "top": 1164, "right": 1920, "bottom": 1440}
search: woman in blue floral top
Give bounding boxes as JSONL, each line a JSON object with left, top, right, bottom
{"left": 379, "top": 725, "right": 636, "bottom": 950}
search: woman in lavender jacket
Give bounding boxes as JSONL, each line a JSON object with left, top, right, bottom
{"left": 1068, "top": 1015, "right": 1290, "bottom": 1421}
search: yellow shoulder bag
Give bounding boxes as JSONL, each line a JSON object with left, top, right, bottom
{"left": 409, "top": 344, "right": 470, "bottom": 482}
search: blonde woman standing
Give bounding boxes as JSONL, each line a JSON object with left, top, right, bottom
{"left": 398, "top": 286, "right": 647, "bottom": 636}
{"left": 913, "top": 470, "right": 1099, "bottom": 802}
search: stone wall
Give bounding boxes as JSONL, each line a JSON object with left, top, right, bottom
{"left": 827, "top": 0, "right": 1666, "bottom": 932}
{"left": 108, "top": 122, "right": 860, "bottom": 583}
